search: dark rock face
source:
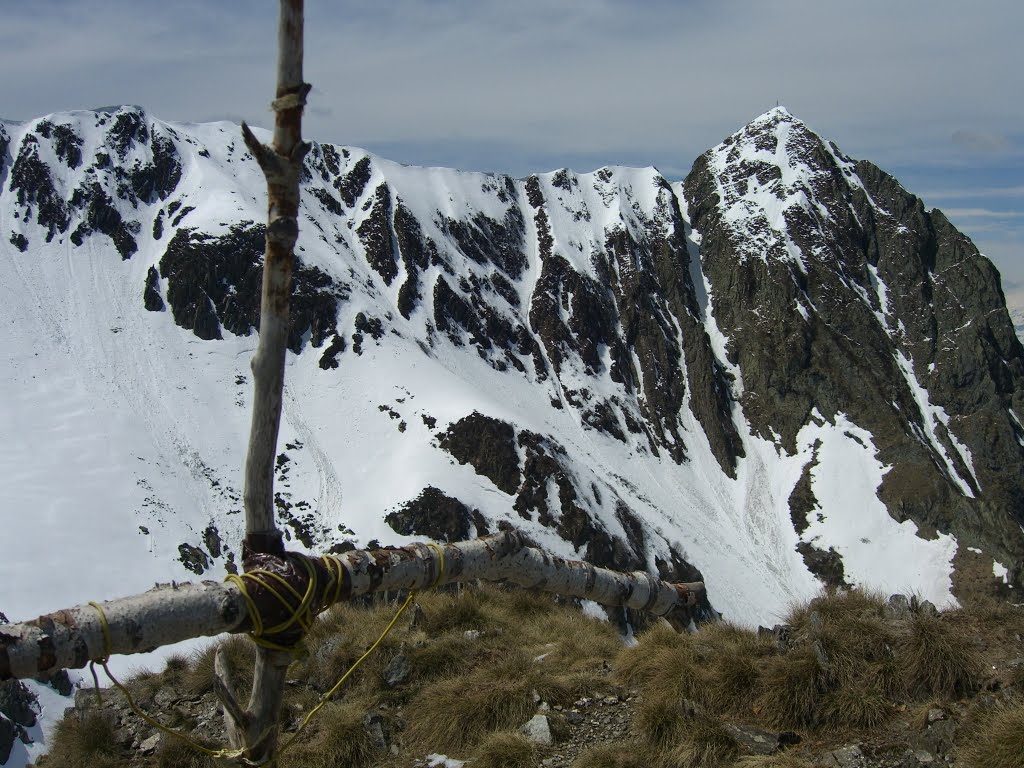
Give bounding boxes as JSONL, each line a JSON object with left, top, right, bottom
{"left": 5, "top": 109, "right": 181, "bottom": 256}
{"left": 336, "top": 155, "right": 371, "bottom": 207}
{"left": 519, "top": 168, "right": 742, "bottom": 471}
{"left": 600, "top": 180, "right": 742, "bottom": 472}
{"left": 686, "top": 108, "right": 1024, "bottom": 582}
{"left": 357, "top": 184, "right": 398, "bottom": 285}
{"left": 143, "top": 265, "right": 164, "bottom": 311}
{"left": 439, "top": 412, "right": 523, "bottom": 495}
{"left": 394, "top": 200, "right": 432, "bottom": 319}
{"left": 0, "top": 715, "right": 16, "bottom": 765}
{"left": 788, "top": 440, "right": 821, "bottom": 536}
{"left": 0, "top": 123, "right": 10, "bottom": 187}
{"left": 37, "top": 120, "right": 83, "bottom": 169}
{"left": 432, "top": 412, "right": 710, "bottom": 601}
{"left": 158, "top": 223, "right": 346, "bottom": 351}
{"left": 385, "top": 486, "right": 489, "bottom": 542}
{"left": 129, "top": 132, "right": 182, "bottom": 204}
{"left": 432, "top": 273, "right": 538, "bottom": 373}
{"left": 10, "top": 133, "right": 69, "bottom": 242}
{"left": 177, "top": 542, "right": 209, "bottom": 575}
{"left": 69, "top": 180, "right": 138, "bottom": 258}
{"left": 795, "top": 541, "right": 848, "bottom": 589}
{"left": 440, "top": 206, "right": 527, "bottom": 279}
{"left": 0, "top": 680, "right": 37, "bottom": 730}
{"left": 518, "top": 432, "right": 640, "bottom": 571}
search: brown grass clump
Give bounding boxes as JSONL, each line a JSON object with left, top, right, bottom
{"left": 695, "top": 621, "right": 775, "bottom": 715}
{"left": 37, "top": 711, "right": 122, "bottom": 768}
{"left": 420, "top": 587, "right": 491, "bottom": 634}
{"left": 897, "top": 613, "right": 980, "bottom": 699}
{"left": 185, "top": 635, "right": 255, "bottom": 697}
{"left": 787, "top": 588, "right": 887, "bottom": 627}
{"left": 755, "top": 646, "right": 828, "bottom": 729}
{"left": 733, "top": 755, "right": 813, "bottom": 767}
{"left": 659, "top": 716, "right": 738, "bottom": 768}
{"left": 822, "top": 680, "right": 894, "bottom": 730}
{"left": 632, "top": 693, "right": 688, "bottom": 752}
{"left": 960, "top": 594, "right": 1024, "bottom": 633}
{"left": 471, "top": 731, "right": 539, "bottom": 768}
{"left": 784, "top": 589, "right": 895, "bottom": 688}
{"left": 277, "top": 701, "right": 377, "bottom": 768}
{"left": 403, "top": 647, "right": 544, "bottom": 753}
{"left": 955, "top": 699, "right": 1024, "bottom": 768}
{"left": 572, "top": 742, "right": 655, "bottom": 768}
{"left": 616, "top": 625, "right": 708, "bottom": 706}
{"left": 291, "top": 598, "right": 412, "bottom": 701}
{"left": 154, "top": 736, "right": 220, "bottom": 768}
{"left": 404, "top": 631, "right": 477, "bottom": 681}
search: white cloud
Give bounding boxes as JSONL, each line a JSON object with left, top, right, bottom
{"left": 952, "top": 130, "right": 1012, "bottom": 153}
{"left": 942, "top": 208, "right": 1024, "bottom": 219}
{"left": 4, "top": 0, "right": 1023, "bottom": 171}
{"left": 924, "top": 186, "right": 1024, "bottom": 200}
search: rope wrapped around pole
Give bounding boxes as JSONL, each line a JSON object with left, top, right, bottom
{"left": 0, "top": 530, "right": 705, "bottom": 681}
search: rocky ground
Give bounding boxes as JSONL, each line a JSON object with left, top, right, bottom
{"left": 13, "top": 587, "right": 1024, "bottom": 768}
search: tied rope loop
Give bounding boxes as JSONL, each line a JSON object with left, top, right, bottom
{"left": 87, "top": 601, "right": 112, "bottom": 706}
{"left": 319, "top": 554, "right": 346, "bottom": 610}
{"left": 426, "top": 542, "right": 446, "bottom": 588}
{"left": 275, "top": 544, "right": 442, "bottom": 759}
{"left": 87, "top": 602, "right": 248, "bottom": 760}
{"left": 275, "top": 589, "right": 417, "bottom": 760}
{"left": 83, "top": 545, "right": 443, "bottom": 763}
{"left": 225, "top": 553, "right": 327, "bottom": 651}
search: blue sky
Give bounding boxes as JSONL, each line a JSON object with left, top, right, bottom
{"left": 2, "top": 0, "right": 1021, "bottom": 308}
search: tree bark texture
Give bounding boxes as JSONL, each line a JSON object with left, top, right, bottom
{"left": 0, "top": 530, "right": 704, "bottom": 681}
{"left": 240, "top": 0, "right": 309, "bottom": 559}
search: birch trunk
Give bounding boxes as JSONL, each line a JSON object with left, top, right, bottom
{"left": 0, "top": 530, "right": 704, "bottom": 681}
{"left": 228, "top": 0, "right": 309, "bottom": 758}
{"left": 240, "top": 0, "right": 308, "bottom": 559}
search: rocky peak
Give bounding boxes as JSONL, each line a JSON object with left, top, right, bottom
{"left": 2, "top": 106, "right": 1022, "bottom": 634}
{"left": 4, "top": 106, "right": 184, "bottom": 259}
{"left": 686, "top": 108, "right": 1024, "bottom": 586}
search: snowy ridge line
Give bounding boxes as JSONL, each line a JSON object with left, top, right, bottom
{"left": 0, "top": 104, "right": 1003, "bottom": 659}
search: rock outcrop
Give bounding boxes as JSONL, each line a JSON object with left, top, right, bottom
{"left": 2, "top": 105, "right": 1022, "bottom": 623}
{"left": 686, "top": 108, "right": 1024, "bottom": 584}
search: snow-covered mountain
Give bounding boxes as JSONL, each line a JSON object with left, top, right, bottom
{"left": 2, "top": 105, "right": 1022, "bottom": 638}
{"left": 1012, "top": 305, "right": 1024, "bottom": 343}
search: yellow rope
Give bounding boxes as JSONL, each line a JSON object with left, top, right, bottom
{"left": 275, "top": 590, "right": 417, "bottom": 760}
{"left": 85, "top": 543, "right": 445, "bottom": 763}
{"left": 426, "top": 542, "right": 446, "bottom": 587}
{"left": 225, "top": 555, "right": 321, "bottom": 651}
{"left": 88, "top": 602, "right": 248, "bottom": 761}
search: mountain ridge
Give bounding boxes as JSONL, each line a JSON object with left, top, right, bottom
{"left": 1, "top": 105, "right": 1021, "bottom": 642}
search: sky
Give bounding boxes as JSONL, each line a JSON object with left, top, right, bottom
{"left": 2, "top": 0, "right": 1021, "bottom": 312}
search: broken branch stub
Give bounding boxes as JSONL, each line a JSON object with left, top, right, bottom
{"left": 0, "top": 530, "right": 704, "bottom": 681}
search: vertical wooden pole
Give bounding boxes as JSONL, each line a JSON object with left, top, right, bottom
{"left": 220, "top": 1, "right": 310, "bottom": 761}
{"left": 240, "top": 0, "right": 310, "bottom": 559}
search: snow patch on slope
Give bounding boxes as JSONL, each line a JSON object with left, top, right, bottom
{"left": 0, "top": 108, "right": 967, "bottom": 655}
{"left": 796, "top": 412, "right": 958, "bottom": 607}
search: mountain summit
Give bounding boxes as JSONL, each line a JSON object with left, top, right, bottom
{"left": 1, "top": 106, "right": 1021, "bottom": 633}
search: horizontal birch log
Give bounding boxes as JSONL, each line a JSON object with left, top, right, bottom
{"left": 0, "top": 530, "right": 704, "bottom": 681}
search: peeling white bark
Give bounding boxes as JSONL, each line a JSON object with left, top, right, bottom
{"left": 1, "top": 531, "right": 703, "bottom": 681}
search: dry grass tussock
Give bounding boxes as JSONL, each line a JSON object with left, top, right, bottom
{"left": 955, "top": 698, "right": 1024, "bottom": 768}
{"left": 39, "top": 711, "right": 122, "bottom": 768}
{"left": 572, "top": 741, "right": 654, "bottom": 768}
{"left": 471, "top": 731, "right": 538, "bottom": 768}
{"left": 276, "top": 701, "right": 377, "bottom": 768}
{"left": 732, "top": 755, "right": 813, "bottom": 768}
{"left": 38, "top": 582, "right": 621, "bottom": 767}
{"left": 36, "top": 584, "right": 1020, "bottom": 768}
